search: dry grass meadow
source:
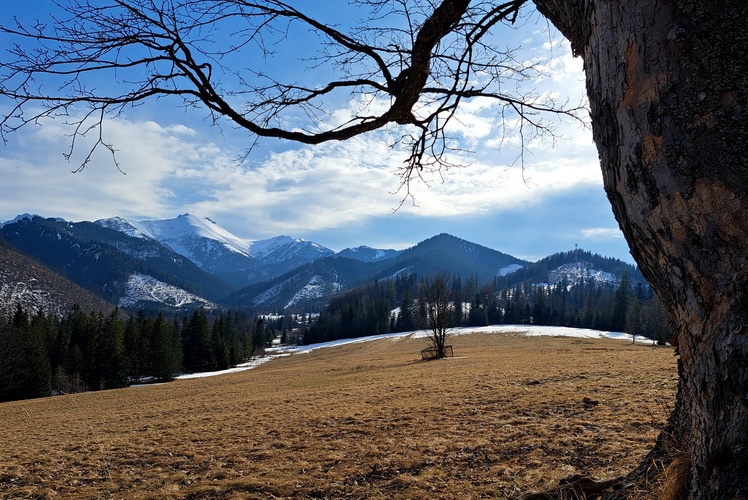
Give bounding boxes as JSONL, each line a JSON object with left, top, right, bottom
{"left": 0, "top": 331, "right": 678, "bottom": 499}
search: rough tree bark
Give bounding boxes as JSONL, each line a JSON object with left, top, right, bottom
{"left": 534, "top": 0, "right": 748, "bottom": 497}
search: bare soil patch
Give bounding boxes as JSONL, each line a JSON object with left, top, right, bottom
{"left": 0, "top": 332, "right": 677, "bottom": 499}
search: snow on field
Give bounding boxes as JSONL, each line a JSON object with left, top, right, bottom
{"left": 176, "top": 354, "right": 292, "bottom": 380}
{"left": 173, "top": 325, "right": 659, "bottom": 381}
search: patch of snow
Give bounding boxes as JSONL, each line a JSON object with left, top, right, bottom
{"left": 497, "top": 264, "right": 523, "bottom": 276}
{"left": 119, "top": 272, "right": 216, "bottom": 308}
{"left": 166, "top": 324, "right": 664, "bottom": 382}
{"left": 387, "top": 266, "right": 414, "bottom": 280}
{"left": 176, "top": 354, "right": 290, "bottom": 380}
{"left": 284, "top": 275, "right": 339, "bottom": 309}
{"left": 0, "top": 281, "right": 66, "bottom": 318}
{"left": 548, "top": 261, "right": 616, "bottom": 286}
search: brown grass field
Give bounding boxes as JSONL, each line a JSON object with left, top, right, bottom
{"left": 0, "top": 331, "right": 678, "bottom": 499}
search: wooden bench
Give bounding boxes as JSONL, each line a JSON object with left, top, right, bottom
{"left": 420, "top": 345, "right": 453, "bottom": 360}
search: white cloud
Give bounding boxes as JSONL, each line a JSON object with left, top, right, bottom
{"left": 0, "top": 116, "right": 231, "bottom": 222}
{"left": 1, "top": 86, "right": 601, "bottom": 240}
{"left": 0, "top": 20, "right": 607, "bottom": 253}
{"left": 580, "top": 228, "right": 624, "bottom": 240}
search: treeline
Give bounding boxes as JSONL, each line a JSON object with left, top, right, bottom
{"left": 305, "top": 273, "right": 669, "bottom": 345}
{"left": 0, "top": 305, "right": 275, "bottom": 402}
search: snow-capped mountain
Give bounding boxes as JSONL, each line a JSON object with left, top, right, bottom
{"left": 0, "top": 215, "right": 232, "bottom": 312}
{"left": 248, "top": 235, "right": 335, "bottom": 265}
{"left": 336, "top": 245, "right": 401, "bottom": 262}
{"left": 0, "top": 213, "right": 40, "bottom": 228}
{"left": 97, "top": 214, "right": 255, "bottom": 275}
{"left": 97, "top": 215, "right": 335, "bottom": 288}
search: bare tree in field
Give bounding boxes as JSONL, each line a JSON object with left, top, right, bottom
{"left": 2, "top": 1, "right": 747, "bottom": 497}
{"left": 419, "top": 273, "right": 454, "bottom": 359}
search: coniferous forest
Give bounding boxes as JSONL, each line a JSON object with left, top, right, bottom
{"left": 0, "top": 305, "right": 278, "bottom": 402}
{"left": 304, "top": 272, "right": 669, "bottom": 347}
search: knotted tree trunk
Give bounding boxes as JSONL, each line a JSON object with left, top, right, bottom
{"left": 534, "top": 1, "right": 748, "bottom": 497}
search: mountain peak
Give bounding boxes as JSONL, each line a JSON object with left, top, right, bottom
{"left": 1, "top": 213, "right": 43, "bottom": 228}
{"left": 131, "top": 214, "right": 252, "bottom": 256}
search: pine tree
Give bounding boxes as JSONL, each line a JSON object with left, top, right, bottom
{"left": 100, "top": 308, "right": 128, "bottom": 389}
{"left": 611, "top": 273, "right": 630, "bottom": 332}
{"left": 27, "top": 312, "right": 52, "bottom": 398}
{"left": 0, "top": 315, "right": 29, "bottom": 401}
{"left": 149, "top": 312, "right": 181, "bottom": 381}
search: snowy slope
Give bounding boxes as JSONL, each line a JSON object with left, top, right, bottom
{"left": 497, "top": 263, "right": 524, "bottom": 276}
{"left": 127, "top": 213, "right": 251, "bottom": 257}
{"left": 547, "top": 261, "right": 617, "bottom": 286}
{"left": 98, "top": 214, "right": 254, "bottom": 274}
{"left": 0, "top": 242, "right": 114, "bottom": 318}
{"left": 119, "top": 272, "right": 217, "bottom": 309}
{"left": 249, "top": 235, "right": 334, "bottom": 263}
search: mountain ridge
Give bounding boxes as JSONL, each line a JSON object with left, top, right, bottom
{"left": 1, "top": 213, "right": 641, "bottom": 315}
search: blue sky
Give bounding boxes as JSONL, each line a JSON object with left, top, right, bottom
{"left": 0, "top": 2, "right": 633, "bottom": 263}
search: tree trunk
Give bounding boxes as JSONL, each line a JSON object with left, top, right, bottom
{"left": 534, "top": 0, "right": 748, "bottom": 497}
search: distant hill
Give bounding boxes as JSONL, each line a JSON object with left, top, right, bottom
{"left": 379, "top": 233, "right": 527, "bottom": 282}
{"left": 0, "top": 216, "right": 232, "bottom": 311}
{"left": 0, "top": 237, "right": 114, "bottom": 319}
{"left": 497, "top": 249, "right": 644, "bottom": 288}
{"left": 226, "top": 234, "right": 530, "bottom": 311}
{"left": 336, "top": 245, "right": 402, "bottom": 262}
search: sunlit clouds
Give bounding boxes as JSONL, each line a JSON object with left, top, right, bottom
{"left": 0, "top": 17, "right": 631, "bottom": 262}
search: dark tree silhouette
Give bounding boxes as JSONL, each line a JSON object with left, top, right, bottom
{"left": 2, "top": 1, "right": 747, "bottom": 497}
{"left": 419, "top": 272, "right": 454, "bottom": 358}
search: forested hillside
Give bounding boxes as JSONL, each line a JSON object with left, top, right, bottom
{"left": 0, "top": 216, "right": 234, "bottom": 305}
{"left": 0, "top": 237, "right": 114, "bottom": 318}
{"left": 0, "top": 305, "right": 278, "bottom": 402}
{"left": 304, "top": 269, "right": 668, "bottom": 346}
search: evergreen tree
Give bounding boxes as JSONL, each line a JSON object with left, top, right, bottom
{"left": 26, "top": 312, "right": 52, "bottom": 398}
{"left": 181, "top": 309, "right": 213, "bottom": 372}
{"left": 0, "top": 315, "right": 30, "bottom": 401}
{"left": 124, "top": 310, "right": 146, "bottom": 380}
{"left": 100, "top": 308, "right": 128, "bottom": 389}
{"left": 211, "top": 315, "right": 230, "bottom": 370}
{"left": 397, "top": 291, "right": 416, "bottom": 332}
{"left": 611, "top": 273, "right": 630, "bottom": 332}
{"left": 149, "top": 312, "right": 181, "bottom": 381}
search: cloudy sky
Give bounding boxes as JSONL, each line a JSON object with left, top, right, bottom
{"left": 0, "top": 2, "right": 632, "bottom": 263}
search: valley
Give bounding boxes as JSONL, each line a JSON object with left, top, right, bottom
{"left": 0, "top": 330, "right": 677, "bottom": 499}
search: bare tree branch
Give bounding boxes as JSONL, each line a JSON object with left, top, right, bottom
{"left": 0, "top": 0, "right": 581, "bottom": 188}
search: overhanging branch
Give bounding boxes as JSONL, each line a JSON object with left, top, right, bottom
{"left": 0, "top": 0, "right": 583, "bottom": 185}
